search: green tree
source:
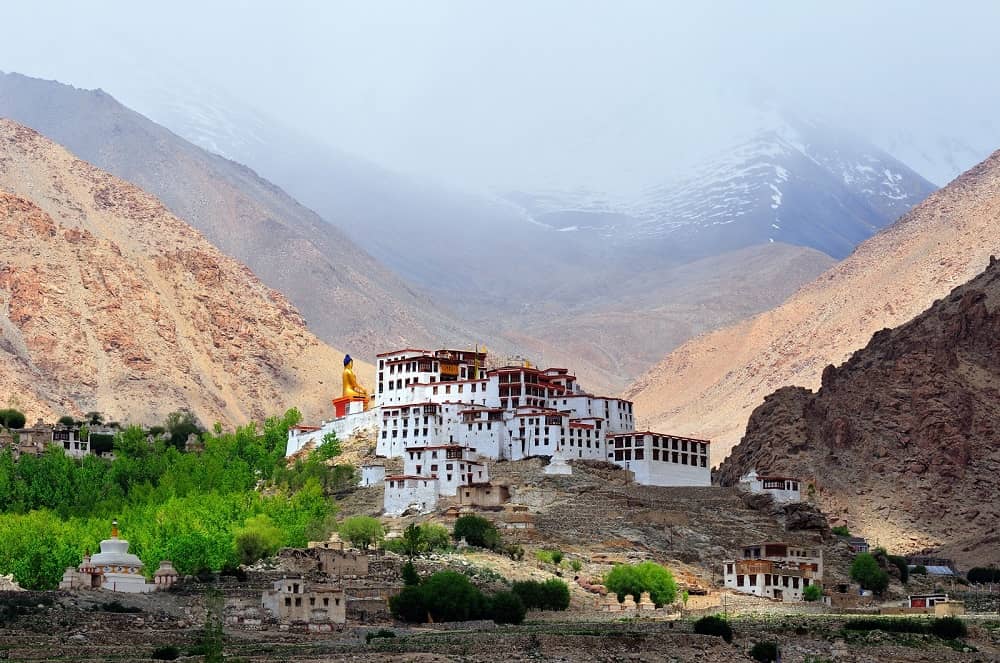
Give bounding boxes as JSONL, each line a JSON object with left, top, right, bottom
{"left": 750, "top": 641, "right": 779, "bottom": 662}
{"left": 453, "top": 515, "right": 500, "bottom": 550}
{"left": 164, "top": 410, "right": 202, "bottom": 451}
{"left": 850, "top": 553, "right": 890, "bottom": 594}
{"left": 402, "top": 523, "right": 423, "bottom": 558}
{"left": 57, "top": 415, "right": 77, "bottom": 427}
{"left": 419, "top": 571, "right": 488, "bottom": 622}
{"left": 419, "top": 523, "right": 450, "bottom": 551}
{"left": 831, "top": 525, "right": 851, "bottom": 536}
{"left": 605, "top": 561, "right": 677, "bottom": 606}
{"left": 489, "top": 591, "right": 526, "bottom": 624}
{"left": 803, "top": 584, "right": 822, "bottom": 601}
{"left": 338, "top": 516, "right": 384, "bottom": 551}
{"left": 0, "top": 409, "right": 26, "bottom": 430}
{"left": 402, "top": 560, "right": 420, "bottom": 586}
{"left": 85, "top": 412, "right": 105, "bottom": 426}
{"left": 234, "top": 514, "right": 283, "bottom": 565}
{"left": 315, "top": 432, "right": 342, "bottom": 461}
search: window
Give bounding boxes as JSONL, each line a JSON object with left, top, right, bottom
{"left": 737, "top": 575, "right": 745, "bottom": 587}
{"left": 323, "top": 598, "right": 329, "bottom": 606}
{"left": 749, "top": 574, "right": 757, "bottom": 586}
{"left": 295, "top": 597, "right": 302, "bottom": 606}
{"left": 285, "top": 597, "right": 291, "bottom": 607}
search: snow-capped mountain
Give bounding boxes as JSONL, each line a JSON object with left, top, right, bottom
{"left": 504, "top": 117, "right": 936, "bottom": 260}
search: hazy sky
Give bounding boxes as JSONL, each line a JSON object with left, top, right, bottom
{"left": 2, "top": 1, "right": 999, "bottom": 190}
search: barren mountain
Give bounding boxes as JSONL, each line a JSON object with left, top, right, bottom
{"left": 717, "top": 257, "right": 1000, "bottom": 567}
{"left": 0, "top": 118, "right": 365, "bottom": 426}
{"left": 0, "top": 71, "right": 487, "bottom": 359}
{"left": 626, "top": 149, "right": 1000, "bottom": 461}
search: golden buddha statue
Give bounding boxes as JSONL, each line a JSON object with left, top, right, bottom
{"left": 342, "top": 354, "right": 369, "bottom": 403}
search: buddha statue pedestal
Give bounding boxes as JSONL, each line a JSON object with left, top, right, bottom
{"left": 331, "top": 396, "right": 368, "bottom": 419}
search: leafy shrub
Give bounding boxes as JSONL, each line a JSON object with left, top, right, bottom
{"left": 693, "top": 615, "right": 733, "bottom": 642}
{"left": 234, "top": 514, "right": 283, "bottom": 564}
{"left": 844, "top": 618, "right": 925, "bottom": 634}
{"left": 930, "top": 616, "right": 967, "bottom": 639}
{"left": 605, "top": 561, "right": 677, "bottom": 606}
{"left": 511, "top": 579, "right": 570, "bottom": 611}
{"left": 570, "top": 559, "right": 582, "bottom": 573}
{"left": 390, "top": 571, "right": 487, "bottom": 623}
{"left": 489, "top": 591, "right": 526, "bottom": 625}
{"left": 551, "top": 550, "right": 564, "bottom": 566}
{"left": 339, "top": 516, "right": 385, "bottom": 551}
{"left": 388, "top": 586, "right": 427, "bottom": 622}
{"left": 750, "top": 641, "right": 779, "bottom": 662}
{"left": 365, "top": 629, "right": 396, "bottom": 643}
{"left": 967, "top": 567, "right": 1000, "bottom": 584}
{"left": 912, "top": 565, "right": 928, "bottom": 575}
{"left": 402, "top": 560, "right": 420, "bottom": 586}
{"left": 94, "top": 600, "right": 142, "bottom": 613}
{"left": 803, "top": 584, "right": 822, "bottom": 601}
{"left": 535, "top": 549, "right": 554, "bottom": 564}
{"left": 453, "top": 515, "right": 500, "bottom": 550}
{"left": 850, "top": 553, "right": 889, "bottom": 594}
{"left": 831, "top": 525, "right": 851, "bottom": 537}
{"left": 151, "top": 645, "right": 181, "bottom": 660}
{"left": 505, "top": 544, "right": 525, "bottom": 561}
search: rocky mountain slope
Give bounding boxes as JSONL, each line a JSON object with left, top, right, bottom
{"left": 717, "top": 257, "right": 1000, "bottom": 567}
{"left": 0, "top": 118, "right": 364, "bottom": 426}
{"left": 0, "top": 71, "right": 488, "bottom": 359}
{"left": 626, "top": 148, "right": 1000, "bottom": 461}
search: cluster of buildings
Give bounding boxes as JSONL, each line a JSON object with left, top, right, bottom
{"left": 286, "top": 347, "right": 711, "bottom": 515}
{"left": 226, "top": 535, "right": 394, "bottom": 632}
{"left": 722, "top": 542, "right": 823, "bottom": 602}
{"left": 0, "top": 419, "right": 115, "bottom": 461}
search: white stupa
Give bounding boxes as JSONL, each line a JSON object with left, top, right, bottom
{"left": 85, "top": 520, "right": 154, "bottom": 593}
{"left": 60, "top": 520, "right": 179, "bottom": 593}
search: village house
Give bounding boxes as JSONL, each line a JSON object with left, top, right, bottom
{"left": 848, "top": 537, "right": 870, "bottom": 554}
{"left": 723, "top": 542, "right": 823, "bottom": 602}
{"left": 306, "top": 535, "right": 370, "bottom": 578}
{"left": 52, "top": 423, "right": 89, "bottom": 459}
{"left": 738, "top": 469, "right": 802, "bottom": 503}
{"left": 359, "top": 462, "right": 385, "bottom": 487}
{"left": 261, "top": 578, "right": 346, "bottom": 631}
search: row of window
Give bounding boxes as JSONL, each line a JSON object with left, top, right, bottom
{"left": 735, "top": 574, "right": 810, "bottom": 589}
{"left": 612, "top": 436, "right": 708, "bottom": 454}
{"left": 612, "top": 449, "right": 708, "bottom": 467}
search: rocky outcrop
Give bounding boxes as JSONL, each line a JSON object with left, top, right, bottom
{"left": 718, "top": 258, "right": 1000, "bottom": 567}
{"left": 0, "top": 119, "right": 360, "bottom": 426}
{"left": 627, "top": 148, "right": 1000, "bottom": 461}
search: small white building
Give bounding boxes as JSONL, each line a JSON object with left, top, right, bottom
{"left": 359, "top": 462, "right": 385, "bottom": 487}
{"left": 383, "top": 475, "right": 439, "bottom": 515}
{"left": 739, "top": 469, "right": 802, "bottom": 503}
{"left": 606, "top": 432, "right": 711, "bottom": 487}
{"left": 723, "top": 542, "right": 823, "bottom": 602}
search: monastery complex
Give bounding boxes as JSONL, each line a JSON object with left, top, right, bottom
{"left": 287, "top": 347, "right": 711, "bottom": 515}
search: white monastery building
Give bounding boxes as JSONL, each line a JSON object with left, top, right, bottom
{"left": 722, "top": 542, "right": 823, "bottom": 602}
{"left": 738, "top": 469, "right": 802, "bottom": 503}
{"left": 287, "top": 347, "right": 711, "bottom": 515}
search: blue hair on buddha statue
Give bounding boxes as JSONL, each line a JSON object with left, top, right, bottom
{"left": 344, "top": 354, "right": 352, "bottom": 366}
